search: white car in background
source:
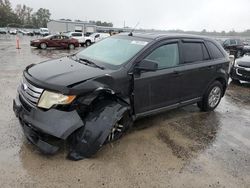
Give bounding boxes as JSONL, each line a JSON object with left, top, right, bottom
{"left": 40, "top": 28, "right": 49, "bottom": 36}
{"left": 66, "top": 32, "right": 91, "bottom": 46}
{"left": 9, "top": 29, "right": 17, "bottom": 35}
{"left": 88, "top": 33, "right": 110, "bottom": 44}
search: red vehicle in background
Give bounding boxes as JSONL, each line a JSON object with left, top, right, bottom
{"left": 30, "top": 34, "right": 79, "bottom": 50}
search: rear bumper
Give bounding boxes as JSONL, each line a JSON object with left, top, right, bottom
{"left": 13, "top": 94, "right": 84, "bottom": 154}
{"left": 231, "top": 67, "right": 250, "bottom": 82}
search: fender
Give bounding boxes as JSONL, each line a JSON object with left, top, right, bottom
{"left": 68, "top": 100, "right": 129, "bottom": 160}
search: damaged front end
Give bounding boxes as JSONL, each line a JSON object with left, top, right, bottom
{"left": 13, "top": 75, "right": 131, "bottom": 160}
{"left": 68, "top": 100, "right": 129, "bottom": 160}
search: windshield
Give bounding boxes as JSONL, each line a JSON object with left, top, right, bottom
{"left": 89, "top": 33, "right": 98, "bottom": 37}
{"left": 76, "top": 37, "right": 149, "bottom": 67}
{"left": 41, "top": 29, "right": 48, "bottom": 32}
{"left": 43, "top": 34, "right": 53, "bottom": 39}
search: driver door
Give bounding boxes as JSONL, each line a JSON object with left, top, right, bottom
{"left": 133, "top": 40, "right": 182, "bottom": 115}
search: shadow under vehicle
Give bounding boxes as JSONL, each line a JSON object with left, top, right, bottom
{"left": 13, "top": 33, "right": 230, "bottom": 160}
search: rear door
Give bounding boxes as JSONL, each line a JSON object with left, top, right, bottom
{"left": 60, "top": 35, "right": 70, "bottom": 48}
{"left": 133, "top": 40, "right": 182, "bottom": 115}
{"left": 178, "top": 39, "right": 215, "bottom": 101}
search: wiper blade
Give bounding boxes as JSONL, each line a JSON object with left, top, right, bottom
{"left": 79, "top": 58, "right": 105, "bottom": 70}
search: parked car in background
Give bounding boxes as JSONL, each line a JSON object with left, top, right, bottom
{"left": 0, "top": 28, "right": 7, "bottom": 34}
{"left": 222, "top": 39, "right": 250, "bottom": 58}
{"left": 30, "top": 34, "right": 79, "bottom": 49}
{"left": 14, "top": 33, "right": 230, "bottom": 160}
{"left": 33, "top": 29, "right": 41, "bottom": 35}
{"left": 18, "top": 29, "right": 34, "bottom": 36}
{"left": 9, "top": 29, "right": 17, "bottom": 35}
{"left": 40, "top": 28, "right": 49, "bottom": 36}
{"left": 231, "top": 55, "right": 250, "bottom": 83}
{"left": 65, "top": 32, "right": 91, "bottom": 46}
{"left": 87, "top": 32, "right": 110, "bottom": 45}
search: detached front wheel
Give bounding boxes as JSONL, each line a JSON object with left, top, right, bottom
{"left": 198, "top": 81, "right": 223, "bottom": 112}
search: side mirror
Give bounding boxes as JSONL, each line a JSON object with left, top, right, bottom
{"left": 135, "top": 59, "right": 158, "bottom": 71}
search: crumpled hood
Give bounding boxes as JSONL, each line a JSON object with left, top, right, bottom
{"left": 237, "top": 56, "right": 250, "bottom": 68}
{"left": 27, "top": 56, "right": 111, "bottom": 88}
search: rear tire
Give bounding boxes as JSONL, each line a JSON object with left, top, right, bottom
{"left": 40, "top": 43, "right": 47, "bottom": 49}
{"left": 197, "top": 81, "right": 223, "bottom": 112}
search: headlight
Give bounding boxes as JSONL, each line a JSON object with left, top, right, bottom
{"left": 33, "top": 40, "right": 40, "bottom": 42}
{"left": 38, "top": 90, "right": 76, "bottom": 109}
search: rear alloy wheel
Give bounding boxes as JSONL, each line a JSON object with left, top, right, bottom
{"left": 68, "top": 44, "right": 75, "bottom": 50}
{"left": 40, "top": 43, "right": 47, "bottom": 49}
{"left": 198, "top": 81, "right": 223, "bottom": 112}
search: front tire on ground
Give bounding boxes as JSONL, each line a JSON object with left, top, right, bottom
{"left": 68, "top": 44, "right": 75, "bottom": 50}
{"left": 40, "top": 43, "right": 47, "bottom": 49}
{"left": 85, "top": 40, "right": 91, "bottom": 46}
{"left": 197, "top": 81, "right": 223, "bottom": 112}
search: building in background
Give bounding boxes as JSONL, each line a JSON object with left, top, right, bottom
{"left": 47, "top": 20, "right": 96, "bottom": 35}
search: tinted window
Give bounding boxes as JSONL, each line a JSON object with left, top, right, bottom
{"left": 202, "top": 44, "right": 210, "bottom": 60}
{"left": 61, "top": 35, "right": 69, "bottom": 39}
{"left": 146, "top": 43, "right": 179, "bottom": 69}
{"left": 230, "top": 40, "right": 236, "bottom": 45}
{"left": 182, "top": 42, "right": 208, "bottom": 63}
{"left": 51, "top": 35, "right": 60, "bottom": 40}
{"left": 206, "top": 41, "right": 224, "bottom": 59}
{"left": 72, "top": 33, "right": 82, "bottom": 37}
{"left": 223, "top": 39, "right": 230, "bottom": 46}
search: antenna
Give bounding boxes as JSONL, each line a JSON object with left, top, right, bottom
{"left": 128, "top": 22, "right": 140, "bottom": 36}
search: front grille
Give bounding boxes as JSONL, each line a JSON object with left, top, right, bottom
{"left": 20, "top": 78, "right": 44, "bottom": 106}
{"left": 237, "top": 69, "right": 250, "bottom": 77}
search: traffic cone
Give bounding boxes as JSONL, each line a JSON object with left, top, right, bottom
{"left": 16, "top": 36, "right": 21, "bottom": 49}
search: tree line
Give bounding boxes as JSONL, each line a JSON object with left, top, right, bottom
{"left": 0, "top": 0, "right": 51, "bottom": 28}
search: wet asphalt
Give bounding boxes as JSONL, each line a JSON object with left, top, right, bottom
{"left": 0, "top": 35, "right": 250, "bottom": 188}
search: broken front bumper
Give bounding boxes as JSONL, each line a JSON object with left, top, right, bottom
{"left": 13, "top": 94, "right": 84, "bottom": 154}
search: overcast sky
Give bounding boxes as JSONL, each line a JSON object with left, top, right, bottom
{"left": 9, "top": 0, "right": 250, "bottom": 32}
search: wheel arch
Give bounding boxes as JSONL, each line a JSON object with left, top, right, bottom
{"left": 68, "top": 96, "right": 130, "bottom": 160}
{"left": 214, "top": 77, "right": 227, "bottom": 96}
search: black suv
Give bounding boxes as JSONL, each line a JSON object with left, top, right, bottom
{"left": 13, "top": 33, "right": 230, "bottom": 160}
{"left": 222, "top": 39, "right": 250, "bottom": 58}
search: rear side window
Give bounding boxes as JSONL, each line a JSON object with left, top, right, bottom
{"left": 206, "top": 41, "right": 224, "bottom": 59}
{"left": 145, "top": 43, "right": 179, "bottom": 69}
{"left": 182, "top": 42, "right": 209, "bottom": 63}
{"left": 72, "top": 33, "right": 82, "bottom": 37}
